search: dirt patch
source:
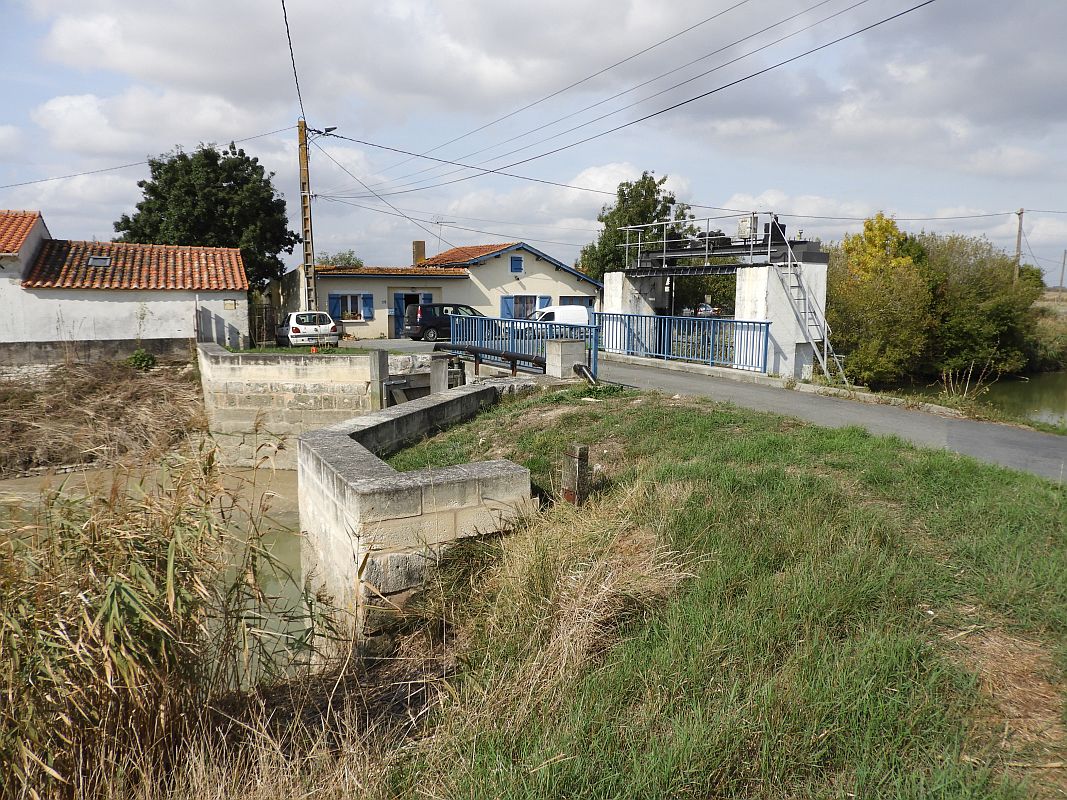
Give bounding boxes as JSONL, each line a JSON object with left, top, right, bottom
{"left": 961, "top": 629, "right": 1065, "bottom": 746}
{"left": 945, "top": 618, "right": 1067, "bottom": 796}
{"left": 0, "top": 362, "right": 205, "bottom": 477}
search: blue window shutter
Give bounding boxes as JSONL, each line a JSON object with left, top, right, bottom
{"left": 500, "top": 295, "right": 515, "bottom": 319}
{"left": 560, "top": 296, "right": 574, "bottom": 305}
{"left": 362, "top": 294, "right": 374, "bottom": 320}
{"left": 537, "top": 295, "right": 551, "bottom": 309}
{"left": 421, "top": 292, "right": 434, "bottom": 304}
{"left": 510, "top": 255, "right": 523, "bottom": 273}
{"left": 327, "top": 294, "right": 341, "bottom": 319}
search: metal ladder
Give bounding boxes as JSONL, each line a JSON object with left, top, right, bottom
{"left": 773, "top": 236, "right": 849, "bottom": 386}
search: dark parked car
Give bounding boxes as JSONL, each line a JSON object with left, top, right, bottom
{"left": 403, "top": 303, "right": 483, "bottom": 341}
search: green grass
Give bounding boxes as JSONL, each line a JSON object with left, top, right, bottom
{"left": 384, "top": 386, "right": 1066, "bottom": 799}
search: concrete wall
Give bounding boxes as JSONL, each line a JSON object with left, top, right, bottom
{"left": 735, "top": 262, "right": 827, "bottom": 378}
{"left": 298, "top": 382, "right": 534, "bottom": 653}
{"left": 0, "top": 277, "right": 248, "bottom": 347}
{"left": 197, "top": 343, "right": 438, "bottom": 468}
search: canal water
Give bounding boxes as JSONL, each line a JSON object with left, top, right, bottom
{"left": 0, "top": 467, "right": 307, "bottom": 678}
{"left": 906, "top": 371, "right": 1066, "bottom": 427}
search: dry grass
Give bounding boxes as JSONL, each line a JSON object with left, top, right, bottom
{"left": 0, "top": 362, "right": 205, "bottom": 477}
{"left": 944, "top": 613, "right": 1067, "bottom": 797}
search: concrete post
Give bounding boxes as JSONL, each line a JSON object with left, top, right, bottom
{"left": 430, "top": 353, "right": 450, "bottom": 394}
{"left": 368, "top": 349, "right": 389, "bottom": 410}
{"left": 546, "top": 339, "right": 586, "bottom": 379}
{"left": 562, "top": 443, "right": 589, "bottom": 505}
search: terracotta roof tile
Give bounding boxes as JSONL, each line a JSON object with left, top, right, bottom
{"left": 419, "top": 242, "right": 518, "bottom": 267}
{"left": 316, "top": 264, "right": 469, "bottom": 278}
{"left": 22, "top": 240, "right": 248, "bottom": 291}
{"left": 0, "top": 211, "right": 42, "bottom": 255}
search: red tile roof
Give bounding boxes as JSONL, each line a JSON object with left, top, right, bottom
{"left": 315, "top": 264, "right": 469, "bottom": 278}
{"left": 22, "top": 240, "right": 248, "bottom": 291}
{"left": 0, "top": 211, "right": 42, "bottom": 255}
{"left": 419, "top": 242, "right": 518, "bottom": 267}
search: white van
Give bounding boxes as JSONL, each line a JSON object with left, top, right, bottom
{"left": 522, "top": 305, "right": 590, "bottom": 326}
{"left": 513, "top": 304, "right": 591, "bottom": 336}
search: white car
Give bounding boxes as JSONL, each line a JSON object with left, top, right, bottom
{"left": 275, "top": 311, "right": 340, "bottom": 347}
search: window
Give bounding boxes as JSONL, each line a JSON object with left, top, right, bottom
{"left": 510, "top": 255, "right": 523, "bottom": 273}
{"left": 223, "top": 299, "right": 237, "bottom": 310}
{"left": 513, "top": 295, "right": 537, "bottom": 318}
{"left": 87, "top": 255, "right": 111, "bottom": 267}
{"left": 328, "top": 293, "right": 375, "bottom": 321}
{"left": 560, "top": 296, "right": 596, "bottom": 308}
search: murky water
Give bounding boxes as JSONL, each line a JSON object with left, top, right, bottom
{"left": 981, "top": 372, "right": 1067, "bottom": 427}
{"left": 906, "top": 371, "right": 1067, "bottom": 427}
{"left": 0, "top": 467, "right": 307, "bottom": 677}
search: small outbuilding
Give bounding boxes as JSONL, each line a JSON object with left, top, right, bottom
{"left": 0, "top": 210, "right": 249, "bottom": 365}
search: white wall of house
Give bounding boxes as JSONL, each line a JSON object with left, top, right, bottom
{"left": 450, "top": 249, "right": 599, "bottom": 317}
{"left": 314, "top": 277, "right": 448, "bottom": 339}
{"left": 0, "top": 280, "right": 248, "bottom": 348}
{"left": 309, "top": 248, "right": 600, "bottom": 340}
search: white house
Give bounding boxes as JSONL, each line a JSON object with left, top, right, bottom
{"left": 288, "top": 241, "right": 602, "bottom": 339}
{"left": 0, "top": 210, "right": 249, "bottom": 364}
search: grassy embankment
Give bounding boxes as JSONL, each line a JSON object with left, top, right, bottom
{"left": 376, "top": 385, "right": 1067, "bottom": 798}
{"left": 3, "top": 383, "right": 1064, "bottom": 798}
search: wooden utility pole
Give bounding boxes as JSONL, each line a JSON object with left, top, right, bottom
{"left": 1013, "top": 207, "right": 1024, "bottom": 285}
{"left": 297, "top": 119, "right": 316, "bottom": 311}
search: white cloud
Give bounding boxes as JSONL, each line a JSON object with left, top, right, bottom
{"left": 0, "top": 126, "right": 23, "bottom": 159}
{"left": 31, "top": 87, "right": 281, "bottom": 158}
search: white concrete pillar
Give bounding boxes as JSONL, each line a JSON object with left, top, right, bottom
{"left": 546, "top": 339, "right": 586, "bottom": 379}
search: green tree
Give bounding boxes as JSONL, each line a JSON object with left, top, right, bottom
{"left": 915, "top": 232, "right": 1043, "bottom": 375}
{"left": 114, "top": 143, "right": 299, "bottom": 289}
{"left": 316, "top": 249, "right": 364, "bottom": 268}
{"left": 577, "top": 172, "right": 693, "bottom": 280}
{"left": 827, "top": 213, "right": 935, "bottom": 387}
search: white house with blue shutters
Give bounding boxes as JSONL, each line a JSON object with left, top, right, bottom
{"left": 294, "top": 241, "right": 602, "bottom": 339}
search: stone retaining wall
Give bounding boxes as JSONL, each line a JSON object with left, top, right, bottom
{"left": 197, "top": 344, "right": 434, "bottom": 468}
{"left": 298, "top": 380, "right": 535, "bottom": 654}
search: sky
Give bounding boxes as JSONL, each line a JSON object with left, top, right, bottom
{"left": 2, "top": 0, "right": 1066, "bottom": 284}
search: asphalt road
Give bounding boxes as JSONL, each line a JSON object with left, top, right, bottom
{"left": 600, "top": 360, "right": 1067, "bottom": 483}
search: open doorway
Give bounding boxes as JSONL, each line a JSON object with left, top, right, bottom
{"left": 393, "top": 292, "right": 422, "bottom": 337}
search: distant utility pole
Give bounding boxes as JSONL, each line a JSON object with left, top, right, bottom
{"left": 1014, "top": 207, "right": 1024, "bottom": 285}
{"left": 1060, "top": 249, "right": 1066, "bottom": 300}
{"left": 297, "top": 119, "right": 316, "bottom": 311}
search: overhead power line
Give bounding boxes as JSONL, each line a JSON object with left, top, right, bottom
{"left": 311, "top": 140, "right": 457, "bottom": 249}
{"left": 319, "top": 196, "right": 588, "bottom": 249}
{"left": 0, "top": 126, "right": 297, "bottom": 191}
{"left": 319, "top": 133, "right": 1016, "bottom": 224}
{"left": 280, "top": 0, "right": 307, "bottom": 119}
{"left": 358, "top": 0, "right": 860, "bottom": 196}
{"left": 372, "top": 0, "right": 758, "bottom": 177}
{"left": 326, "top": 0, "right": 941, "bottom": 202}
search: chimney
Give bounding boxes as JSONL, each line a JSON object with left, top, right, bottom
{"left": 412, "top": 240, "right": 426, "bottom": 264}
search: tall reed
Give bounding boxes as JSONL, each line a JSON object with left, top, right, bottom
{"left": 0, "top": 446, "right": 317, "bottom": 799}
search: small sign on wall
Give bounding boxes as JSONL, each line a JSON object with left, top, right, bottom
{"left": 223, "top": 299, "right": 237, "bottom": 310}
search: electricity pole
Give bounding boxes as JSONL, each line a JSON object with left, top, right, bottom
{"left": 1013, "top": 207, "right": 1024, "bottom": 285}
{"left": 297, "top": 119, "right": 316, "bottom": 311}
{"left": 1060, "top": 249, "right": 1066, "bottom": 301}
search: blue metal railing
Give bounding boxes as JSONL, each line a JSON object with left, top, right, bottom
{"left": 595, "top": 312, "right": 770, "bottom": 373}
{"left": 449, "top": 315, "right": 600, "bottom": 376}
